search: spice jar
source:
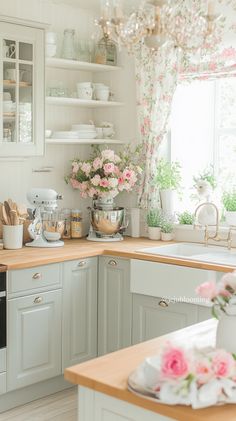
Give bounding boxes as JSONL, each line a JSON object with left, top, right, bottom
{"left": 62, "top": 208, "right": 71, "bottom": 239}
{"left": 71, "top": 209, "right": 82, "bottom": 238}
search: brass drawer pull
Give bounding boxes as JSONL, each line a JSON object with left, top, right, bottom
{"left": 108, "top": 259, "right": 117, "bottom": 267}
{"left": 34, "top": 296, "right": 43, "bottom": 304}
{"left": 77, "top": 261, "right": 86, "bottom": 267}
{"left": 32, "top": 273, "right": 42, "bottom": 280}
{"left": 158, "top": 300, "right": 168, "bottom": 308}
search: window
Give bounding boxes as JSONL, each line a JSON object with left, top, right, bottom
{"left": 170, "top": 77, "right": 236, "bottom": 212}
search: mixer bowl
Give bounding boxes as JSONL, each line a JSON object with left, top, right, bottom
{"left": 90, "top": 207, "right": 125, "bottom": 237}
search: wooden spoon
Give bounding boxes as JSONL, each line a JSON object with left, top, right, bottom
{"left": 10, "top": 209, "right": 19, "bottom": 225}
{"left": 2, "top": 204, "right": 10, "bottom": 225}
{"left": 4, "top": 201, "right": 12, "bottom": 225}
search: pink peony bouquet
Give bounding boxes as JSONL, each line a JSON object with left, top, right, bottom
{"left": 130, "top": 342, "right": 236, "bottom": 408}
{"left": 196, "top": 271, "right": 236, "bottom": 318}
{"left": 152, "top": 342, "right": 236, "bottom": 408}
{"left": 65, "top": 146, "right": 143, "bottom": 199}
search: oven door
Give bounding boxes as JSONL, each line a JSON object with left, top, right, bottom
{"left": 0, "top": 294, "right": 6, "bottom": 349}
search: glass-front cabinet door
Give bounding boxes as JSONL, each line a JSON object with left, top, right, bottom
{"left": 0, "top": 21, "right": 44, "bottom": 157}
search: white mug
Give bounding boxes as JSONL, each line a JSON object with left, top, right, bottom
{"left": 95, "top": 88, "right": 110, "bottom": 101}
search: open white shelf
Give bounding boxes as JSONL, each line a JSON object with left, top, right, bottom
{"left": 46, "top": 57, "right": 122, "bottom": 72}
{"left": 46, "top": 96, "right": 124, "bottom": 108}
{"left": 46, "top": 138, "right": 125, "bottom": 145}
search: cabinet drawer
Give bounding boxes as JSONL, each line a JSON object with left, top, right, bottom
{"left": 0, "top": 372, "right": 6, "bottom": 395}
{"left": 8, "top": 263, "right": 62, "bottom": 297}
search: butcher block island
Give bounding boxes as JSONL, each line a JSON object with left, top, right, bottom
{"left": 65, "top": 319, "right": 236, "bottom": 421}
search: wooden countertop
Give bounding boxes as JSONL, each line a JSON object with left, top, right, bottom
{"left": 0, "top": 237, "right": 235, "bottom": 271}
{"left": 64, "top": 319, "right": 236, "bottom": 421}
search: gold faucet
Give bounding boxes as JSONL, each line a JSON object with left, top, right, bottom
{"left": 194, "top": 202, "right": 231, "bottom": 247}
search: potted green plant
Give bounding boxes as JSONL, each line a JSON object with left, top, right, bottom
{"left": 155, "top": 159, "right": 182, "bottom": 216}
{"left": 222, "top": 191, "right": 236, "bottom": 226}
{"left": 174, "top": 211, "right": 195, "bottom": 241}
{"left": 161, "top": 218, "right": 174, "bottom": 241}
{"left": 146, "top": 208, "right": 163, "bottom": 240}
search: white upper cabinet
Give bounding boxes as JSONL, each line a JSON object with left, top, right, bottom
{"left": 0, "top": 20, "right": 45, "bottom": 157}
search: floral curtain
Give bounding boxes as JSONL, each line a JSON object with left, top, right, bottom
{"left": 135, "top": 0, "right": 236, "bottom": 208}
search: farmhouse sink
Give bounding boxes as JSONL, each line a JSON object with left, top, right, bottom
{"left": 137, "top": 242, "right": 236, "bottom": 267}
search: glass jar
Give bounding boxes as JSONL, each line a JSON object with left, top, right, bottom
{"left": 94, "top": 35, "right": 117, "bottom": 66}
{"left": 71, "top": 209, "right": 82, "bottom": 238}
{"left": 62, "top": 29, "right": 76, "bottom": 60}
{"left": 62, "top": 208, "right": 71, "bottom": 239}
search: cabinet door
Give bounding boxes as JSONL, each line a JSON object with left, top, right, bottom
{"left": 0, "top": 21, "right": 44, "bottom": 156}
{"left": 62, "top": 258, "right": 97, "bottom": 369}
{"left": 132, "top": 294, "right": 198, "bottom": 344}
{"left": 7, "top": 289, "right": 62, "bottom": 391}
{"left": 198, "top": 305, "right": 212, "bottom": 322}
{"left": 98, "top": 257, "right": 132, "bottom": 356}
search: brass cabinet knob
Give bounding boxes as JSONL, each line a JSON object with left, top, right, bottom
{"left": 32, "top": 273, "right": 42, "bottom": 280}
{"left": 158, "top": 299, "right": 168, "bottom": 308}
{"left": 77, "top": 261, "right": 86, "bottom": 267}
{"left": 108, "top": 259, "right": 117, "bottom": 267}
{"left": 34, "top": 296, "right": 43, "bottom": 304}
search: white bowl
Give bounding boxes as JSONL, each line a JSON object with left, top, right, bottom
{"left": 46, "top": 43, "right": 57, "bottom": 57}
{"left": 44, "top": 231, "right": 61, "bottom": 241}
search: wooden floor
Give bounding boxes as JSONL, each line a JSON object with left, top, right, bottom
{"left": 0, "top": 388, "right": 77, "bottom": 421}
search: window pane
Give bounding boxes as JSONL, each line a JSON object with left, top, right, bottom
{"left": 218, "top": 78, "right": 236, "bottom": 129}
{"left": 218, "top": 133, "right": 236, "bottom": 189}
{"left": 171, "top": 80, "right": 214, "bottom": 211}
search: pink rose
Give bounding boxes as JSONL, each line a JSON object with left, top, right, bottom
{"left": 161, "top": 345, "right": 189, "bottom": 379}
{"left": 72, "top": 161, "right": 79, "bottom": 173}
{"left": 211, "top": 350, "right": 235, "bottom": 378}
{"left": 222, "top": 272, "right": 236, "bottom": 291}
{"left": 88, "top": 187, "right": 97, "bottom": 198}
{"left": 81, "top": 191, "right": 88, "bottom": 199}
{"left": 70, "top": 178, "right": 80, "bottom": 189}
{"left": 80, "top": 181, "right": 88, "bottom": 192}
{"left": 100, "top": 178, "right": 109, "bottom": 188}
{"left": 93, "top": 157, "right": 103, "bottom": 170}
{"left": 104, "top": 162, "right": 115, "bottom": 174}
{"left": 91, "top": 174, "right": 101, "bottom": 186}
{"left": 196, "top": 281, "right": 218, "bottom": 300}
{"left": 81, "top": 162, "right": 91, "bottom": 176}
{"left": 101, "top": 149, "right": 115, "bottom": 161}
{"left": 118, "top": 176, "right": 124, "bottom": 185}
{"left": 195, "top": 359, "right": 213, "bottom": 384}
{"left": 123, "top": 169, "right": 133, "bottom": 180}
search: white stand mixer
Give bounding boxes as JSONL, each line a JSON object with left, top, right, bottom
{"left": 26, "top": 188, "right": 64, "bottom": 248}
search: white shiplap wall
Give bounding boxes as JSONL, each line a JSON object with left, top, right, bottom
{"left": 0, "top": 0, "right": 138, "bottom": 234}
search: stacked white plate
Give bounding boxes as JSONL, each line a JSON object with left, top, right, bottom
{"left": 71, "top": 124, "right": 97, "bottom": 139}
{"left": 52, "top": 131, "right": 79, "bottom": 139}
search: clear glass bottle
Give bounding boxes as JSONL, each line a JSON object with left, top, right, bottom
{"left": 62, "top": 29, "right": 76, "bottom": 60}
{"left": 94, "top": 35, "right": 117, "bottom": 66}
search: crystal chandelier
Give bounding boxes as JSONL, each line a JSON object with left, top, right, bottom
{"left": 96, "top": 0, "right": 220, "bottom": 53}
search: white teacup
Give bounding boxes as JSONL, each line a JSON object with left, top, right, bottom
{"left": 95, "top": 88, "right": 110, "bottom": 101}
{"left": 77, "top": 87, "right": 93, "bottom": 100}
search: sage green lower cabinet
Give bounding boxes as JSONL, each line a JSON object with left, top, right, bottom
{"left": 98, "top": 257, "right": 132, "bottom": 356}
{"left": 62, "top": 258, "right": 98, "bottom": 369}
{"left": 7, "top": 289, "right": 62, "bottom": 391}
{"left": 132, "top": 294, "right": 198, "bottom": 344}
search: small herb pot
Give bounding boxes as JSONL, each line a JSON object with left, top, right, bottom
{"left": 161, "top": 232, "right": 173, "bottom": 241}
{"left": 148, "top": 226, "right": 161, "bottom": 240}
